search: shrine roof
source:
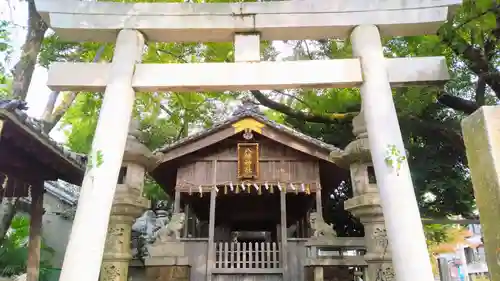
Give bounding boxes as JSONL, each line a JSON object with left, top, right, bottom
{"left": 0, "top": 100, "right": 86, "bottom": 185}
{"left": 154, "top": 99, "right": 343, "bottom": 163}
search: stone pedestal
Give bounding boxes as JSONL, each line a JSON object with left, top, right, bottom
{"left": 100, "top": 185, "right": 149, "bottom": 281}
{"left": 341, "top": 111, "right": 394, "bottom": 281}
{"left": 146, "top": 263, "right": 190, "bottom": 281}
{"left": 145, "top": 242, "right": 190, "bottom": 281}
{"left": 345, "top": 193, "right": 394, "bottom": 281}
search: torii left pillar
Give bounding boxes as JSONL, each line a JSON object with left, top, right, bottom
{"left": 59, "top": 29, "right": 145, "bottom": 281}
{"left": 99, "top": 120, "right": 150, "bottom": 281}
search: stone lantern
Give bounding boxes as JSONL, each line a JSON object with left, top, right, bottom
{"left": 100, "top": 120, "right": 152, "bottom": 281}
{"left": 342, "top": 111, "right": 395, "bottom": 281}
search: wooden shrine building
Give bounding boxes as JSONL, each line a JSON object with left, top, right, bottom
{"left": 147, "top": 100, "right": 367, "bottom": 281}
{"left": 0, "top": 100, "right": 86, "bottom": 281}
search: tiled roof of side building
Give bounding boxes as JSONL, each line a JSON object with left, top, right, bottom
{"left": 0, "top": 99, "right": 87, "bottom": 169}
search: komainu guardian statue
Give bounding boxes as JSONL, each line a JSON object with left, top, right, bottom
{"left": 154, "top": 212, "right": 185, "bottom": 244}
{"left": 309, "top": 212, "right": 337, "bottom": 239}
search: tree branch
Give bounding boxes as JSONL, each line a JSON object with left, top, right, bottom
{"left": 157, "top": 48, "right": 188, "bottom": 63}
{"left": 453, "top": 3, "right": 500, "bottom": 31}
{"left": 437, "top": 93, "right": 480, "bottom": 114}
{"left": 440, "top": 30, "right": 500, "bottom": 96}
{"left": 438, "top": 5, "right": 500, "bottom": 97}
{"left": 302, "top": 41, "right": 314, "bottom": 60}
{"left": 42, "top": 45, "right": 106, "bottom": 133}
{"left": 250, "top": 90, "right": 357, "bottom": 123}
{"left": 404, "top": 114, "right": 465, "bottom": 152}
{"left": 251, "top": 89, "right": 467, "bottom": 156}
{"left": 159, "top": 103, "right": 173, "bottom": 116}
{"left": 253, "top": 88, "right": 480, "bottom": 122}
{"left": 475, "top": 77, "right": 487, "bottom": 106}
{"left": 271, "top": 90, "right": 313, "bottom": 109}
{"left": 494, "top": 1, "right": 500, "bottom": 40}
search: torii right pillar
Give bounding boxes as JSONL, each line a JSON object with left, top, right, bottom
{"left": 350, "top": 25, "right": 435, "bottom": 281}
{"left": 462, "top": 106, "right": 500, "bottom": 280}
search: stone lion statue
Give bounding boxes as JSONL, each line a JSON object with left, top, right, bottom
{"left": 154, "top": 212, "right": 185, "bottom": 243}
{"left": 309, "top": 212, "right": 337, "bottom": 238}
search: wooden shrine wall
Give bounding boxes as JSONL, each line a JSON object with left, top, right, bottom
{"left": 175, "top": 138, "right": 320, "bottom": 190}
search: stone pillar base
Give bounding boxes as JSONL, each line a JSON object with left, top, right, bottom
{"left": 345, "top": 193, "right": 394, "bottom": 281}
{"left": 145, "top": 241, "right": 190, "bottom": 281}
{"left": 146, "top": 266, "right": 190, "bottom": 281}
{"left": 145, "top": 257, "right": 190, "bottom": 281}
{"left": 366, "top": 262, "right": 395, "bottom": 281}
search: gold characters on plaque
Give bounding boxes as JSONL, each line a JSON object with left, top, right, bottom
{"left": 243, "top": 148, "right": 254, "bottom": 174}
{"left": 237, "top": 143, "right": 259, "bottom": 179}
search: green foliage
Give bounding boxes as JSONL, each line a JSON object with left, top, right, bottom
{"left": 283, "top": 0, "right": 499, "bottom": 224}
{"left": 0, "top": 20, "right": 13, "bottom": 99}
{"left": 0, "top": 21, "right": 13, "bottom": 73}
{"left": 59, "top": 92, "right": 102, "bottom": 154}
{"left": 1, "top": 0, "right": 492, "bottom": 239}
{"left": 384, "top": 144, "right": 407, "bottom": 175}
{"left": 0, "top": 74, "right": 12, "bottom": 100}
{"left": 86, "top": 150, "right": 104, "bottom": 170}
{"left": 0, "top": 215, "right": 55, "bottom": 280}
{"left": 424, "top": 224, "right": 452, "bottom": 245}
{"left": 143, "top": 176, "right": 169, "bottom": 202}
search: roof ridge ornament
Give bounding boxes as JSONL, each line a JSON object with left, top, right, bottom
{"left": 232, "top": 96, "right": 262, "bottom": 117}
{"left": 0, "top": 99, "right": 28, "bottom": 111}
{"left": 0, "top": 99, "right": 30, "bottom": 123}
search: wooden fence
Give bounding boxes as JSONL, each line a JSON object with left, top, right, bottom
{"left": 215, "top": 242, "right": 280, "bottom": 269}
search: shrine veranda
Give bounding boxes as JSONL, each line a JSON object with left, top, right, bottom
{"left": 34, "top": 1, "right": 463, "bottom": 281}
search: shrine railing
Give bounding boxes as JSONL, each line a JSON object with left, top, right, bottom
{"left": 215, "top": 242, "right": 280, "bottom": 270}
{"left": 304, "top": 238, "right": 367, "bottom": 267}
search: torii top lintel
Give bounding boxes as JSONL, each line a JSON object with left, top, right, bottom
{"left": 36, "top": 0, "right": 461, "bottom": 43}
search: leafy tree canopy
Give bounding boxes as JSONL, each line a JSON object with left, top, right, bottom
{"left": 0, "top": 0, "right": 498, "bottom": 242}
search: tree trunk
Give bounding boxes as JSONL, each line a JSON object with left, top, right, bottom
{"left": 42, "top": 91, "right": 77, "bottom": 133}
{"left": 41, "top": 90, "right": 59, "bottom": 122}
{"left": 0, "top": 198, "right": 19, "bottom": 244}
{"left": 1, "top": 0, "right": 47, "bottom": 244}
{"left": 11, "top": 0, "right": 48, "bottom": 100}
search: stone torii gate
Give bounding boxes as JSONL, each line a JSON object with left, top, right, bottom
{"left": 35, "top": 1, "right": 461, "bottom": 281}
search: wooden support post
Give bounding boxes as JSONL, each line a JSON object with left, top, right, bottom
{"left": 183, "top": 204, "right": 190, "bottom": 238}
{"left": 174, "top": 189, "right": 181, "bottom": 214}
{"left": 206, "top": 190, "right": 217, "bottom": 281}
{"left": 315, "top": 185, "right": 322, "bottom": 218}
{"left": 26, "top": 184, "right": 44, "bottom": 281}
{"left": 206, "top": 160, "right": 217, "bottom": 281}
{"left": 0, "top": 120, "right": 4, "bottom": 139}
{"left": 314, "top": 267, "right": 324, "bottom": 281}
{"left": 280, "top": 189, "right": 288, "bottom": 281}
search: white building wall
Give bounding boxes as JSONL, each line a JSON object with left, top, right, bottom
{"left": 18, "top": 192, "right": 74, "bottom": 269}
